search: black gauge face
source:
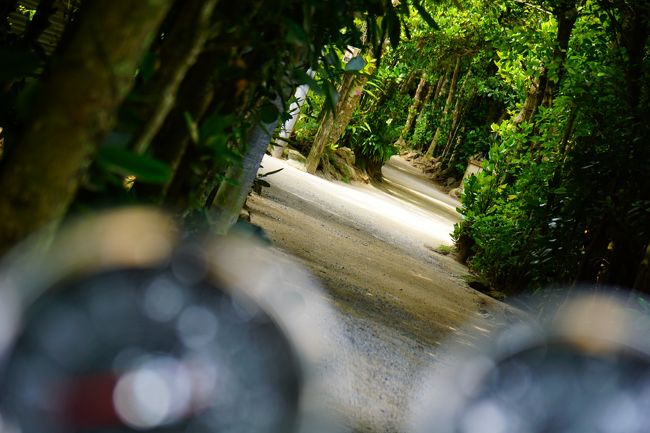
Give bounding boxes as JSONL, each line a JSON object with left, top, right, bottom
{"left": 448, "top": 342, "right": 650, "bottom": 433}
{"left": 0, "top": 260, "right": 301, "bottom": 433}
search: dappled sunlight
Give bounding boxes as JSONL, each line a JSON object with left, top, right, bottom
{"left": 330, "top": 184, "right": 455, "bottom": 244}
{"left": 0, "top": 0, "right": 645, "bottom": 431}
{"left": 261, "top": 156, "right": 457, "bottom": 248}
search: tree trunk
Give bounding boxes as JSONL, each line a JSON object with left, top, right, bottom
{"left": 512, "top": 71, "right": 545, "bottom": 126}
{"left": 426, "top": 126, "right": 443, "bottom": 158}
{"left": 442, "top": 58, "right": 462, "bottom": 116}
{"left": 423, "top": 78, "right": 436, "bottom": 106}
{"left": 360, "top": 157, "right": 383, "bottom": 181}
{"left": 411, "top": 75, "right": 438, "bottom": 147}
{"left": 445, "top": 126, "right": 466, "bottom": 169}
{"left": 397, "top": 73, "right": 427, "bottom": 145}
{"left": 211, "top": 97, "right": 283, "bottom": 234}
{"left": 399, "top": 69, "right": 417, "bottom": 93}
{"left": 140, "top": 51, "right": 221, "bottom": 204}
{"left": 0, "top": 0, "right": 173, "bottom": 254}
{"left": 306, "top": 71, "right": 367, "bottom": 174}
{"left": 431, "top": 65, "right": 451, "bottom": 113}
{"left": 542, "top": 4, "right": 579, "bottom": 105}
{"left": 426, "top": 57, "right": 461, "bottom": 157}
{"left": 514, "top": 3, "right": 578, "bottom": 125}
{"left": 271, "top": 68, "right": 315, "bottom": 158}
{"left": 130, "top": 0, "right": 219, "bottom": 155}
{"left": 441, "top": 71, "right": 471, "bottom": 162}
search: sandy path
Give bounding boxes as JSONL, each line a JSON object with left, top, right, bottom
{"left": 249, "top": 155, "right": 511, "bottom": 432}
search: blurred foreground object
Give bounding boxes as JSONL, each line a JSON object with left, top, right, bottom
{"left": 410, "top": 294, "right": 650, "bottom": 433}
{"left": 0, "top": 208, "right": 341, "bottom": 433}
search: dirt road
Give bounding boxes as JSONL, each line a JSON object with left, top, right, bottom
{"left": 249, "top": 155, "right": 511, "bottom": 433}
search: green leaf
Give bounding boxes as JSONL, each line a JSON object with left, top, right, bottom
{"left": 216, "top": 146, "right": 243, "bottom": 163}
{"left": 322, "top": 81, "right": 340, "bottom": 112}
{"left": 96, "top": 147, "right": 171, "bottom": 184}
{"left": 345, "top": 56, "right": 366, "bottom": 72}
{"left": 259, "top": 103, "right": 280, "bottom": 123}
{"left": 375, "top": 18, "right": 387, "bottom": 60}
{"left": 183, "top": 112, "right": 200, "bottom": 144}
{"left": 138, "top": 51, "right": 157, "bottom": 83}
{"left": 200, "top": 113, "right": 236, "bottom": 140}
{"left": 283, "top": 17, "right": 309, "bottom": 47}
{"left": 324, "top": 48, "right": 341, "bottom": 69}
{"left": 293, "top": 68, "right": 320, "bottom": 91}
{"left": 364, "top": 88, "right": 379, "bottom": 100}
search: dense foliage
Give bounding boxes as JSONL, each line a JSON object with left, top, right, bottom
{"left": 452, "top": 0, "right": 649, "bottom": 293}
{"left": 294, "top": 0, "right": 649, "bottom": 294}
{"left": 340, "top": 63, "right": 409, "bottom": 170}
{"left": 0, "top": 0, "right": 433, "bottom": 248}
{"left": 0, "top": 0, "right": 647, "bottom": 294}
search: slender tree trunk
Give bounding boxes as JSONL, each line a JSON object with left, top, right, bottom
{"left": 397, "top": 73, "right": 427, "bottom": 145}
{"left": 411, "top": 75, "right": 438, "bottom": 148}
{"left": 399, "top": 69, "right": 417, "bottom": 93}
{"left": 512, "top": 71, "right": 545, "bottom": 126}
{"left": 306, "top": 73, "right": 355, "bottom": 173}
{"left": 418, "top": 65, "right": 453, "bottom": 152}
{"left": 426, "top": 57, "right": 461, "bottom": 157}
{"left": 271, "top": 68, "right": 315, "bottom": 158}
{"left": 426, "top": 130, "right": 442, "bottom": 158}
{"left": 441, "top": 72, "right": 471, "bottom": 161}
{"left": 560, "top": 104, "right": 578, "bottom": 155}
{"left": 211, "top": 97, "right": 283, "bottom": 234}
{"left": 431, "top": 65, "right": 451, "bottom": 113}
{"left": 423, "top": 78, "right": 436, "bottom": 106}
{"left": 306, "top": 71, "right": 367, "bottom": 174}
{"left": 139, "top": 51, "right": 221, "bottom": 204}
{"left": 416, "top": 77, "right": 436, "bottom": 118}
{"left": 514, "top": 3, "right": 578, "bottom": 125}
{"left": 446, "top": 126, "right": 466, "bottom": 168}
{"left": 0, "top": 0, "right": 173, "bottom": 254}
{"left": 443, "top": 58, "right": 462, "bottom": 115}
{"left": 542, "top": 4, "right": 579, "bottom": 105}
{"left": 131, "top": 0, "right": 219, "bottom": 155}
